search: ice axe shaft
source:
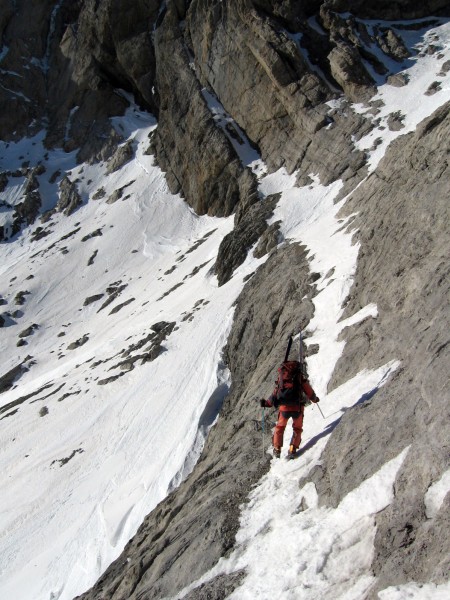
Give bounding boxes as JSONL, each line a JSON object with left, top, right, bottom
{"left": 315, "top": 403, "right": 326, "bottom": 419}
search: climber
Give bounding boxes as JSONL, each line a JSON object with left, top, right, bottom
{"left": 260, "top": 358, "right": 319, "bottom": 459}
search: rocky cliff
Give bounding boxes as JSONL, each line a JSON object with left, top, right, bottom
{"left": 1, "top": 1, "right": 449, "bottom": 598}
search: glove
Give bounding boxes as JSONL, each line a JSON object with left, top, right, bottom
{"left": 260, "top": 399, "right": 267, "bottom": 407}
{"left": 313, "top": 396, "right": 320, "bottom": 403}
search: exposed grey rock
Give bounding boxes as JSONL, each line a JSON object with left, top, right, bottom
{"left": 253, "top": 220, "right": 282, "bottom": 259}
{"left": 387, "top": 73, "right": 409, "bottom": 87}
{"left": 83, "top": 294, "right": 104, "bottom": 307}
{"left": 18, "top": 324, "right": 39, "bottom": 338}
{"left": 183, "top": 571, "right": 246, "bottom": 599}
{"left": 387, "top": 111, "right": 405, "bottom": 131}
{"left": 67, "top": 334, "right": 89, "bottom": 350}
{"left": 375, "top": 27, "right": 411, "bottom": 61}
{"left": 0, "top": 363, "right": 27, "bottom": 394}
{"left": 327, "top": 42, "right": 376, "bottom": 102}
{"left": 14, "top": 290, "right": 30, "bottom": 305}
{"left": 215, "top": 194, "right": 279, "bottom": 285}
{"left": 438, "top": 60, "right": 450, "bottom": 75}
{"left": 106, "top": 140, "right": 134, "bottom": 174}
{"left": 97, "top": 283, "right": 128, "bottom": 312}
{"left": 81, "top": 229, "right": 102, "bottom": 242}
{"left": 109, "top": 298, "right": 135, "bottom": 315}
{"left": 425, "top": 81, "right": 442, "bottom": 95}
{"left": 56, "top": 176, "right": 82, "bottom": 216}
{"left": 92, "top": 187, "right": 106, "bottom": 200}
{"left": 150, "top": 3, "right": 258, "bottom": 217}
{"left": 185, "top": 0, "right": 334, "bottom": 176}
{"left": 311, "top": 102, "right": 450, "bottom": 594}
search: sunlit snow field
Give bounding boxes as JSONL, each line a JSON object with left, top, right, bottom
{"left": 0, "top": 16, "right": 449, "bottom": 600}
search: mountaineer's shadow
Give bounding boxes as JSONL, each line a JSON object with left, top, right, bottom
{"left": 301, "top": 384, "right": 380, "bottom": 453}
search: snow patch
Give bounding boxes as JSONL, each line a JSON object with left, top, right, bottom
{"left": 378, "top": 581, "right": 450, "bottom": 600}
{"left": 424, "top": 468, "right": 450, "bottom": 519}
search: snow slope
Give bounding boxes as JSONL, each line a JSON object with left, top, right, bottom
{"left": 0, "top": 107, "right": 265, "bottom": 600}
{"left": 0, "top": 16, "right": 449, "bottom": 600}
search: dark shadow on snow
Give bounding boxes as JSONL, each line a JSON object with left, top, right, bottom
{"left": 301, "top": 384, "right": 381, "bottom": 453}
{"left": 167, "top": 366, "right": 230, "bottom": 493}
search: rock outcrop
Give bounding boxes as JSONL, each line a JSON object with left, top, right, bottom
{"left": 1, "top": 0, "right": 436, "bottom": 218}
{"left": 312, "top": 101, "right": 450, "bottom": 594}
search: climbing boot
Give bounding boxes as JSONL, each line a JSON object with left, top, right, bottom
{"left": 287, "top": 445, "right": 297, "bottom": 460}
{"left": 273, "top": 446, "right": 281, "bottom": 458}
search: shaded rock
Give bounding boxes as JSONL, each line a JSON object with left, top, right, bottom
{"left": 51, "top": 448, "right": 84, "bottom": 467}
{"left": 253, "top": 221, "right": 282, "bottom": 259}
{"left": 14, "top": 290, "right": 30, "bottom": 305}
{"left": 109, "top": 298, "right": 135, "bottom": 315}
{"left": 87, "top": 250, "right": 98, "bottom": 266}
{"left": 387, "top": 111, "right": 405, "bottom": 131}
{"left": 0, "top": 363, "right": 28, "bottom": 394}
{"left": 67, "top": 334, "right": 89, "bottom": 350}
{"left": 325, "top": 0, "right": 450, "bottom": 19}
{"left": 387, "top": 73, "right": 409, "bottom": 87}
{"left": 30, "top": 226, "right": 53, "bottom": 242}
{"left": 150, "top": 3, "right": 258, "bottom": 217}
{"left": 215, "top": 194, "right": 279, "bottom": 286}
{"left": 328, "top": 43, "right": 376, "bottom": 102}
{"left": 81, "top": 229, "right": 102, "bottom": 242}
{"left": 56, "top": 176, "right": 82, "bottom": 216}
{"left": 83, "top": 294, "right": 104, "bottom": 307}
{"left": 106, "top": 140, "right": 134, "bottom": 174}
{"left": 0, "top": 171, "right": 7, "bottom": 192}
{"left": 18, "top": 323, "right": 39, "bottom": 338}
{"left": 92, "top": 187, "right": 106, "bottom": 200}
{"left": 375, "top": 27, "right": 410, "bottom": 61}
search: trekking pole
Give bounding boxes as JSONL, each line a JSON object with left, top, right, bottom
{"left": 299, "top": 328, "right": 303, "bottom": 363}
{"left": 262, "top": 405, "right": 265, "bottom": 456}
{"left": 315, "top": 403, "right": 326, "bottom": 419}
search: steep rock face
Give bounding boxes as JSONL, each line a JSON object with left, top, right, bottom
{"left": 76, "top": 242, "right": 317, "bottom": 599}
{"left": 149, "top": 3, "right": 258, "bottom": 217}
{"left": 2, "top": 0, "right": 434, "bottom": 218}
{"left": 186, "top": 0, "right": 331, "bottom": 168}
{"left": 0, "top": 0, "right": 159, "bottom": 162}
{"left": 0, "top": 0, "right": 55, "bottom": 139}
{"left": 185, "top": 0, "right": 363, "bottom": 177}
{"left": 311, "top": 102, "right": 450, "bottom": 593}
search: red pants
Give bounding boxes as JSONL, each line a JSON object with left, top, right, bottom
{"left": 273, "top": 408, "right": 304, "bottom": 449}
